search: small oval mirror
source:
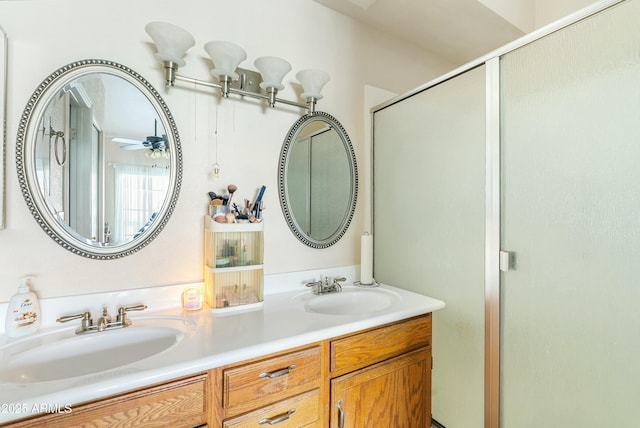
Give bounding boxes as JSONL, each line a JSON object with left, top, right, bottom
{"left": 278, "top": 112, "right": 357, "bottom": 248}
{"left": 16, "top": 60, "right": 182, "bottom": 259}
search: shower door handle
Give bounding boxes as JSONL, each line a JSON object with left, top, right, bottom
{"left": 499, "top": 250, "right": 515, "bottom": 272}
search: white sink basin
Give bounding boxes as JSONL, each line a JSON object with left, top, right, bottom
{"left": 0, "top": 316, "right": 196, "bottom": 384}
{"left": 295, "top": 286, "right": 400, "bottom": 316}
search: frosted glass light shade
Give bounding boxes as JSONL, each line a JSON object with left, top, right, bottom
{"left": 296, "top": 69, "right": 330, "bottom": 100}
{"left": 145, "top": 22, "right": 195, "bottom": 67}
{"left": 204, "top": 41, "right": 247, "bottom": 81}
{"left": 254, "top": 56, "right": 292, "bottom": 91}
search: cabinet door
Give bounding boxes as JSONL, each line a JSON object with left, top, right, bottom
{"left": 330, "top": 348, "right": 431, "bottom": 428}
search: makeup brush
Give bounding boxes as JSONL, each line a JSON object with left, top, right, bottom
{"left": 227, "top": 184, "right": 238, "bottom": 206}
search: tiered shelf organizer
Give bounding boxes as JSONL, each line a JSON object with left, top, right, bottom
{"left": 204, "top": 217, "right": 264, "bottom": 312}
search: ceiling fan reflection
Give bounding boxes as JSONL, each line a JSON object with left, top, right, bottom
{"left": 112, "top": 119, "right": 169, "bottom": 158}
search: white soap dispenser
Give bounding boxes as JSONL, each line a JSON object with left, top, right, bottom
{"left": 5, "top": 276, "right": 41, "bottom": 337}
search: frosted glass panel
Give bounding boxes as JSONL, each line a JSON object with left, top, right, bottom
{"left": 500, "top": 1, "right": 640, "bottom": 426}
{"left": 310, "top": 129, "right": 351, "bottom": 240}
{"left": 374, "top": 66, "right": 485, "bottom": 427}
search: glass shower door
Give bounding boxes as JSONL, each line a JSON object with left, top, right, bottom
{"left": 374, "top": 65, "right": 486, "bottom": 427}
{"left": 500, "top": 1, "right": 640, "bottom": 426}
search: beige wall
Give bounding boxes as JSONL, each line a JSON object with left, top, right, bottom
{"left": 480, "top": 0, "right": 599, "bottom": 32}
{"left": 0, "top": 0, "right": 452, "bottom": 301}
{"left": 479, "top": 0, "right": 536, "bottom": 32}
{"left": 535, "top": 0, "right": 600, "bottom": 27}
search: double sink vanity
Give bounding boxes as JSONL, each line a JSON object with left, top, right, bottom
{"left": 3, "top": 46, "right": 446, "bottom": 427}
{"left": 0, "top": 279, "right": 444, "bottom": 427}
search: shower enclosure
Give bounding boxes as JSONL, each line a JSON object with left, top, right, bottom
{"left": 372, "top": 1, "right": 640, "bottom": 427}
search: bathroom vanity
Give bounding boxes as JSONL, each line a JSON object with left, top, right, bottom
{"left": 0, "top": 283, "right": 444, "bottom": 427}
{"left": 2, "top": 40, "right": 442, "bottom": 428}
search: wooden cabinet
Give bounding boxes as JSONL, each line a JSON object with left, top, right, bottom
{"left": 210, "top": 344, "right": 326, "bottom": 427}
{"left": 331, "top": 348, "right": 431, "bottom": 428}
{"left": 210, "top": 314, "right": 432, "bottom": 427}
{"left": 3, "top": 373, "right": 208, "bottom": 428}
{"left": 329, "top": 314, "right": 432, "bottom": 428}
{"left": 2, "top": 314, "right": 432, "bottom": 428}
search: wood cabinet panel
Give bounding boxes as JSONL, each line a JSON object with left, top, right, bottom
{"left": 330, "top": 314, "right": 431, "bottom": 375}
{"left": 3, "top": 314, "right": 433, "bottom": 428}
{"left": 331, "top": 348, "right": 431, "bottom": 428}
{"left": 223, "top": 389, "right": 321, "bottom": 428}
{"left": 4, "top": 373, "right": 208, "bottom": 428}
{"left": 221, "top": 345, "right": 323, "bottom": 417}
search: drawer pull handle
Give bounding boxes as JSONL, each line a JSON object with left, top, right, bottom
{"left": 258, "top": 364, "right": 297, "bottom": 379}
{"left": 338, "top": 400, "right": 345, "bottom": 428}
{"left": 258, "top": 408, "right": 296, "bottom": 425}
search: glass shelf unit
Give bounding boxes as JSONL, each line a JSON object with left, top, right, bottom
{"left": 203, "top": 217, "right": 264, "bottom": 311}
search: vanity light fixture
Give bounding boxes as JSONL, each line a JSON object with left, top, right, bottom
{"left": 144, "top": 22, "right": 330, "bottom": 113}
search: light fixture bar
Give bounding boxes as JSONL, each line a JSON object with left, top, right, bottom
{"left": 169, "top": 68, "right": 315, "bottom": 112}
{"left": 146, "top": 23, "right": 327, "bottom": 114}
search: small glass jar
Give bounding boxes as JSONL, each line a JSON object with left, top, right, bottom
{"left": 182, "top": 288, "right": 203, "bottom": 311}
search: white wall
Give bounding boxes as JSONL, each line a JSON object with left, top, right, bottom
{"left": 0, "top": 0, "right": 452, "bottom": 301}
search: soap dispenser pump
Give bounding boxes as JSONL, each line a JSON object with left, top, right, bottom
{"left": 5, "top": 276, "right": 41, "bottom": 337}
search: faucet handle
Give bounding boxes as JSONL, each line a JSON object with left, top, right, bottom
{"left": 57, "top": 311, "right": 93, "bottom": 333}
{"left": 305, "top": 280, "right": 324, "bottom": 295}
{"left": 305, "top": 280, "right": 322, "bottom": 288}
{"left": 57, "top": 311, "right": 92, "bottom": 324}
{"left": 116, "top": 304, "right": 147, "bottom": 326}
{"left": 120, "top": 304, "right": 147, "bottom": 312}
{"left": 332, "top": 277, "right": 345, "bottom": 292}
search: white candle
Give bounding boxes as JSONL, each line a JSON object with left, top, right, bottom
{"left": 360, "top": 232, "right": 374, "bottom": 285}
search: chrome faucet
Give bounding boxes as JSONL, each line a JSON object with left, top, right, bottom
{"left": 57, "top": 304, "right": 147, "bottom": 335}
{"left": 305, "top": 276, "right": 344, "bottom": 295}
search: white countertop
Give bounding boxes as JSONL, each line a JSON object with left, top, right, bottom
{"left": 0, "top": 278, "right": 444, "bottom": 423}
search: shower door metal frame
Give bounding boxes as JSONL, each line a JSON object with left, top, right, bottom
{"left": 371, "top": 1, "right": 626, "bottom": 426}
{"left": 484, "top": 56, "right": 501, "bottom": 428}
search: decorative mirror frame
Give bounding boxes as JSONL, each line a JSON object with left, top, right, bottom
{"left": 16, "top": 59, "right": 183, "bottom": 259}
{"left": 0, "top": 26, "right": 6, "bottom": 229}
{"left": 278, "top": 111, "right": 358, "bottom": 249}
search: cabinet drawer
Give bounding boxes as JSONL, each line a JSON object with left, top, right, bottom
{"left": 330, "top": 314, "right": 431, "bottom": 374}
{"left": 223, "top": 389, "right": 321, "bottom": 428}
{"left": 5, "top": 373, "right": 207, "bottom": 428}
{"left": 223, "top": 346, "right": 322, "bottom": 414}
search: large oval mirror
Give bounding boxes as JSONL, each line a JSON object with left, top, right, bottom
{"left": 278, "top": 112, "right": 357, "bottom": 248}
{"left": 16, "top": 60, "right": 182, "bottom": 259}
